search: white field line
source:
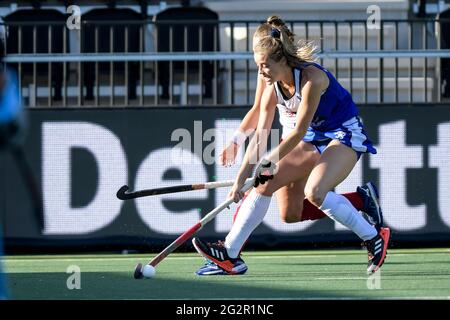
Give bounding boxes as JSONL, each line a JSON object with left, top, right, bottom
{"left": 2, "top": 255, "right": 339, "bottom": 263}
{"left": 4, "top": 251, "right": 450, "bottom": 263}
{"left": 133, "top": 296, "right": 450, "bottom": 301}
{"left": 314, "top": 277, "right": 369, "bottom": 280}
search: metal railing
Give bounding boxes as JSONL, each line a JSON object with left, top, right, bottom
{"left": 2, "top": 18, "right": 450, "bottom": 107}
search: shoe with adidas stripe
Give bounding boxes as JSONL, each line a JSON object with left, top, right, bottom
{"left": 195, "top": 259, "right": 248, "bottom": 276}
{"left": 357, "top": 182, "right": 383, "bottom": 231}
{"left": 364, "top": 227, "right": 390, "bottom": 274}
{"left": 195, "top": 259, "right": 228, "bottom": 275}
{"left": 192, "top": 238, "right": 248, "bottom": 275}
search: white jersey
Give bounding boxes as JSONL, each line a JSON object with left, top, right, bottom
{"left": 274, "top": 68, "right": 302, "bottom": 139}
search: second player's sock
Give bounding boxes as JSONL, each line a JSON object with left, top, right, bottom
{"left": 300, "top": 192, "right": 364, "bottom": 221}
{"left": 342, "top": 192, "right": 364, "bottom": 211}
{"left": 225, "top": 189, "right": 271, "bottom": 258}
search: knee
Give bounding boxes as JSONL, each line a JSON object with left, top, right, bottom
{"left": 304, "top": 184, "right": 327, "bottom": 208}
{"left": 255, "top": 180, "right": 275, "bottom": 197}
{"left": 280, "top": 205, "right": 303, "bottom": 224}
{"left": 281, "top": 214, "right": 302, "bottom": 224}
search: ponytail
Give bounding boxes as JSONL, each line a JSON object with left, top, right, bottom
{"left": 254, "top": 15, "right": 319, "bottom": 66}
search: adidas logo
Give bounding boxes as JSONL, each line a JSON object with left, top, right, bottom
{"left": 210, "top": 248, "right": 224, "bottom": 260}
{"left": 374, "top": 238, "right": 382, "bottom": 255}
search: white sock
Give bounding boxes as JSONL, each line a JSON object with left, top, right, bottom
{"left": 225, "top": 190, "right": 272, "bottom": 258}
{"left": 319, "top": 191, "right": 377, "bottom": 241}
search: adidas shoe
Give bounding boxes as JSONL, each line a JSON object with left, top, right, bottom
{"left": 192, "top": 238, "right": 248, "bottom": 274}
{"left": 364, "top": 227, "right": 391, "bottom": 274}
{"left": 195, "top": 259, "right": 228, "bottom": 276}
{"left": 357, "top": 182, "right": 384, "bottom": 230}
{"left": 195, "top": 259, "right": 247, "bottom": 276}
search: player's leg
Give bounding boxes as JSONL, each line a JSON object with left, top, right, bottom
{"left": 275, "top": 143, "right": 381, "bottom": 227}
{"left": 277, "top": 182, "right": 373, "bottom": 223}
{"left": 195, "top": 193, "right": 251, "bottom": 276}
{"left": 304, "top": 140, "right": 390, "bottom": 273}
{"left": 194, "top": 140, "right": 384, "bottom": 274}
{"left": 275, "top": 179, "right": 309, "bottom": 223}
{"left": 194, "top": 169, "right": 317, "bottom": 275}
{"left": 277, "top": 179, "right": 384, "bottom": 227}
{"left": 193, "top": 141, "right": 318, "bottom": 274}
{"left": 272, "top": 141, "right": 320, "bottom": 223}
{"left": 223, "top": 141, "right": 318, "bottom": 256}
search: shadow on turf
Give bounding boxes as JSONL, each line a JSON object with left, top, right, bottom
{"left": 272, "top": 259, "right": 450, "bottom": 267}
{"left": 272, "top": 262, "right": 365, "bottom": 266}
{"left": 6, "top": 271, "right": 368, "bottom": 300}
{"left": 372, "top": 261, "right": 450, "bottom": 265}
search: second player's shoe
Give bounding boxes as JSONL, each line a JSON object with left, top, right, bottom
{"left": 195, "top": 259, "right": 247, "bottom": 276}
{"left": 195, "top": 259, "right": 228, "bottom": 276}
{"left": 364, "top": 227, "right": 391, "bottom": 274}
{"left": 192, "top": 238, "right": 248, "bottom": 274}
{"left": 357, "top": 182, "right": 384, "bottom": 230}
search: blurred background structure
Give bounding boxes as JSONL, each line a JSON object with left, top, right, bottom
{"left": 0, "top": 0, "right": 449, "bottom": 107}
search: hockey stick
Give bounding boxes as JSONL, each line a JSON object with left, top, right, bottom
{"left": 117, "top": 178, "right": 253, "bottom": 200}
{"left": 133, "top": 177, "right": 256, "bottom": 279}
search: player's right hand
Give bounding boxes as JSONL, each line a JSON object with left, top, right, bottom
{"left": 219, "top": 142, "right": 239, "bottom": 167}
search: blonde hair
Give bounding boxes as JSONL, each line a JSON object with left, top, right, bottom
{"left": 253, "top": 15, "right": 319, "bottom": 67}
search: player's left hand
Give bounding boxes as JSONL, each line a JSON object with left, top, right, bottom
{"left": 254, "top": 159, "right": 277, "bottom": 187}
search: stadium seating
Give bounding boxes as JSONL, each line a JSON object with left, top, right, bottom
{"left": 437, "top": 8, "right": 450, "bottom": 98}
{"left": 4, "top": 8, "right": 67, "bottom": 102}
{"left": 0, "top": 1, "right": 444, "bottom": 105}
{"left": 153, "top": 6, "right": 219, "bottom": 100}
{"left": 81, "top": 7, "right": 142, "bottom": 101}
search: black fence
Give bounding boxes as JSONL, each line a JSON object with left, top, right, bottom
{"left": 1, "top": 104, "right": 450, "bottom": 252}
{"left": 2, "top": 15, "right": 450, "bottom": 106}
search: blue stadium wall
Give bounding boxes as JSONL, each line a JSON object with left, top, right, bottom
{"left": 1, "top": 105, "right": 450, "bottom": 252}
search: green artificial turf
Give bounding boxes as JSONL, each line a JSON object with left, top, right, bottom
{"left": 2, "top": 248, "right": 450, "bottom": 300}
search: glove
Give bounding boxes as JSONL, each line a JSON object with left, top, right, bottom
{"left": 254, "top": 159, "right": 277, "bottom": 187}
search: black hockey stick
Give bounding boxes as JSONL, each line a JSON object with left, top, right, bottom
{"left": 116, "top": 179, "right": 239, "bottom": 200}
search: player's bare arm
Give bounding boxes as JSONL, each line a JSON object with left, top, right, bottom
{"left": 266, "top": 68, "right": 328, "bottom": 164}
{"left": 220, "top": 74, "right": 265, "bottom": 166}
{"left": 229, "top": 85, "right": 277, "bottom": 202}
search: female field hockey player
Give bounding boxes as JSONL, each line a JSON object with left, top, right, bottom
{"left": 216, "top": 18, "right": 382, "bottom": 229}
{"left": 193, "top": 16, "right": 390, "bottom": 275}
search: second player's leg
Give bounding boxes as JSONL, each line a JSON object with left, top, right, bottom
{"left": 257, "top": 141, "right": 320, "bottom": 223}
{"left": 193, "top": 141, "right": 319, "bottom": 273}
{"left": 270, "top": 141, "right": 378, "bottom": 224}
{"left": 256, "top": 140, "right": 319, "bottom": 196}
{"left": 274, "top": 179, "right": 308, "bottom": 223}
